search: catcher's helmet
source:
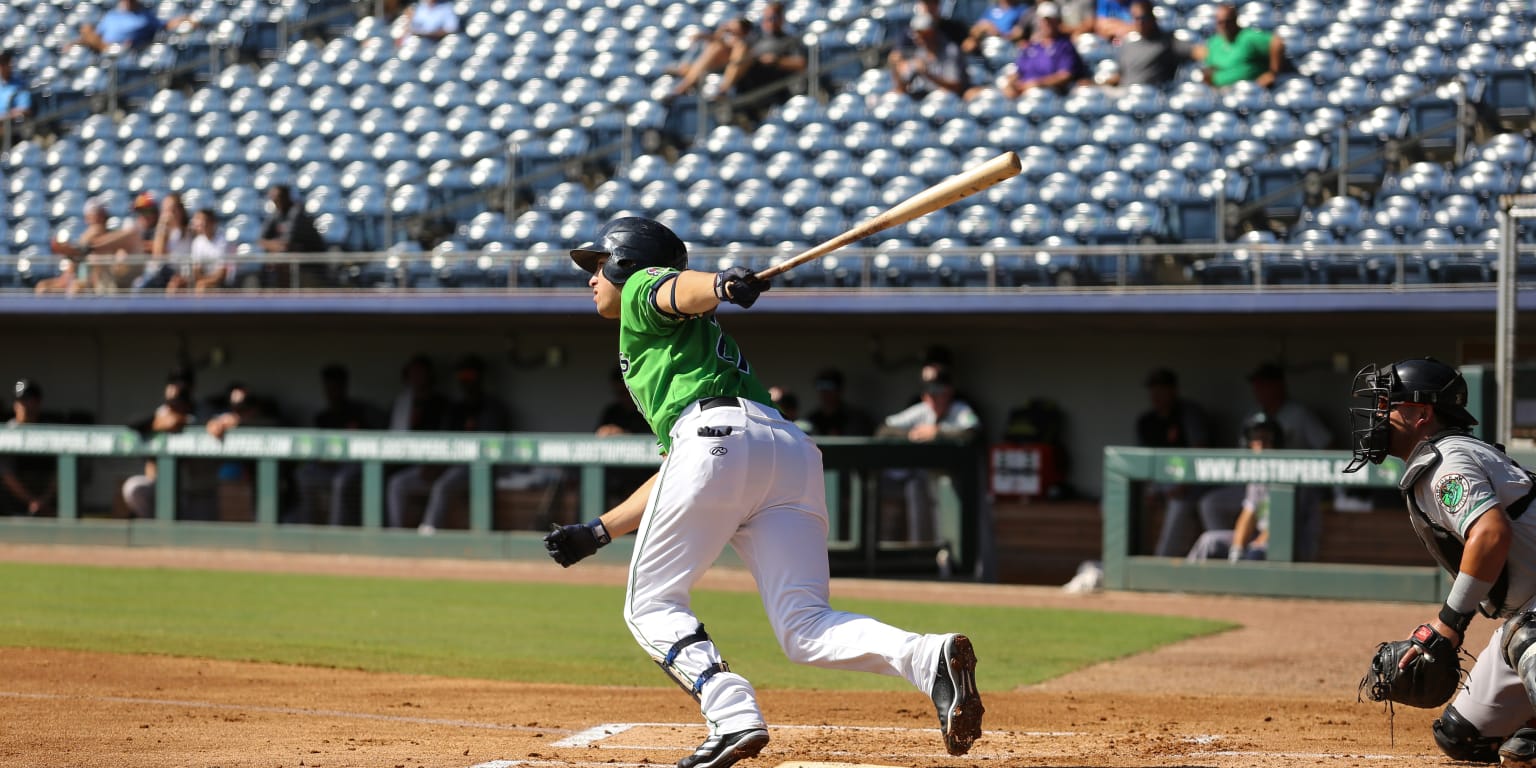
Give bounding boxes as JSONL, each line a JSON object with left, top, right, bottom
{"left": 1344, "top": 357, "right": 1476, "bottom": 472}
{"left": 570, "top": 217, "right": 688, "bottom": 285}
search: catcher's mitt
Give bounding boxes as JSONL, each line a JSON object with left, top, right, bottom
{"left": 1359, "top": 624, "right": 1463, "bottom": 709}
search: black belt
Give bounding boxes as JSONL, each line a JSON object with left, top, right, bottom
{"left": 699, "top": 396, "right": 740, "bottom": 411}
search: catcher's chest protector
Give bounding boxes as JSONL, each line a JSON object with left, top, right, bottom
{"left": 1401, "top": 432, "right": 1536, "bottom": 617}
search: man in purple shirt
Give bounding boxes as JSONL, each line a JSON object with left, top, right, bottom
{"left": 1001, "top": 2, "right": 1087, "bottom": 97}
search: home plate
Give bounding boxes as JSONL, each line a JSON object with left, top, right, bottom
{"left": 775, "top": 762, "right": 908, "bottom": 768}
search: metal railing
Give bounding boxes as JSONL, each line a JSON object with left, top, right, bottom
{"left": 3, "top": 242, "right": 1532, "bottom": 295}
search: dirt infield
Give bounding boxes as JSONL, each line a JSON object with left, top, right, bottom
{"left": 0, "top": 544, "right": 1467, "bottom": 768}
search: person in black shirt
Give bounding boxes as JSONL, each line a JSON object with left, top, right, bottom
{"left": 806, "top": 368, "right": 875, "bottom": 437}
{"left": 0, "top": 380, "right": 56, "bottom": 517}
{"left": 257, "top": 184, "right": 327, "bottom": 287}
{"left": 595, "top": 365, "right": 651, "bottom": 437}
{"left": 294, "top": 364, "right": 381, "bottom": 525}
{"left": 1138, "top": 368, "right": 1213, "bottom": 556}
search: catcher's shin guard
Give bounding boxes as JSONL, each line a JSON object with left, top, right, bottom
{"left": 1502, "top": 613, "right": 1536, "bottom": 711}
{"left": 655, "top": 624, "right": 730, "bottom": 702}
{"left": 1434, "top": 705, "right": 1502, "bottom": 762}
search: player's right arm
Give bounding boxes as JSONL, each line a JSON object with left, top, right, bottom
{"left": 649, "top": 269, "right": 770, "bottom": 317}
{"left": 598, "top": 471, "right": 657, "bottom": 538}
{"left": 543, "top": 472, "right": 658, "bottom": 567}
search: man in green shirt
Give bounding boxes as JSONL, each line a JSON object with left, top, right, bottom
{"left": 544, "top": 217, "right": 984, "bottom": 768}
{"left": 1194, "top": 3, "right": 1285, "bottom": 88}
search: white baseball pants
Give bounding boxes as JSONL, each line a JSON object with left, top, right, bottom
{"left": 622, "top": 397, "right": 948, "bottom": 736}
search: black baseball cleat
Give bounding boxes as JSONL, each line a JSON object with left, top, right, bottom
{"left": 930, "top": 633, "right": 984, "bottom": 756}
{"left": 677, "top": 727, "right": 770, "bottom": 768}
{"left": 1500, "top": 727, "right": 1536, "bottom": 768}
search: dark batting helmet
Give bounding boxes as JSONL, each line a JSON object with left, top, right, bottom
{"left": 1345, "top": 356, "right": 1477, "bottom": 472}
{"left": 570, "top": 217, "right": 688, "bottom": 285}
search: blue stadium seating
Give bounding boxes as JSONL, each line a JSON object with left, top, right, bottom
{"left": 2, "top": 0, "right": 1533, "bottom": 290}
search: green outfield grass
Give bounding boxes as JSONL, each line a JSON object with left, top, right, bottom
{"left": 0, "top": 562, "right": 1231, "bottom": 690}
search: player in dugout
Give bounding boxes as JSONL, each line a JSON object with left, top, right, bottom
{"left": 542, "top": 217, "right": 984, "bottom": 768}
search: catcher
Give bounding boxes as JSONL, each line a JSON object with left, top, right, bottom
{"left": 1346, "top": 357, "right": 1536, "bottom": 766}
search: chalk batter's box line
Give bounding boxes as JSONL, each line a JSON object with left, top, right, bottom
{"left": 550, "top": 721, "right": 1075, "bottom": 748}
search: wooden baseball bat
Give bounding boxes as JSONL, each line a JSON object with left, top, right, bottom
{"left": 754, "top": 151, "right": 1023, "bottom": 281}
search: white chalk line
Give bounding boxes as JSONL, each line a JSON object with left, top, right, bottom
{"left": 550, "top": 721, "right": 1075, "bottom": 747}
{"left": 0, "top": 690, "right": 573, "bottom": 734}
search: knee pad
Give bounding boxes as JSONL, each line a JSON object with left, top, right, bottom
{"left": 1434, "top": 705, "right": 1502, "bottom": 763}
{"left": 1503, "top": 613, "right": 1536, "bottom": 672}
{"left": 654, "top": 624, "right": 729, "bottom": 702}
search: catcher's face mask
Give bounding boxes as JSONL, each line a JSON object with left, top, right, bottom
{"left": 1345, "top": 363, "right": 1394, "bottom": 473}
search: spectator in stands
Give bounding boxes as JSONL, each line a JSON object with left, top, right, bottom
{"left": 667, "top": 1, "right": 805, "bottom": 117}
{"left": 877, "top": 372, "right": 981, "bottom": 543}
{"left": 92, "top": 191, "right": 158, "bottom": 293}
{"left": 0, "top": 50, "right": 33, "bottom": 144}
{"left": 806, "top": 368, "right": 876, "bottom": 437}
{"left": 1000, "top": 3, "right": 1089, "bottom": 98}
{"left": 1185, "top": 414, "right": 1281, "bottom": 562}
{"left": 889, "top": 12, "right": 972, "bottom": 100}
{"left": 295, "top": 364, "right": 381, "bottom": 526}
{"left": 963, "top": 0, "right": 1029, "bottom": 53}
{"left": 1099, "top": 1, "right": 1190, "bottom": 89}
{"left": 257, "top": 184, "right": 326, "bottom": 287}
{"left": 38, "top": 196, "right": 110, "bottom": 295}
{"left": 42, "top": 193, "right": 156, "bottom": 294}
{"left": 398, "top": 0, "right": 459, "bottom": 42}
{"left": 71, "top": 0, "right": 193, "bottom": 54}
{"left": 133, "top": 192, "right": 190, "bottom": 292}
{"left": 1137, "top": 367, "right": 1214, "bottom": 557}
{"left": 595, "top": 365, "right": 649, "bottom": 437}
{"left": 171, "top": 208, "right": 234, "bottom": 294}
{"left": 122, "top": 371, "right": 197, "bottom": 519}
{"left": 387, "top": 355, "right": 507, "bottom": 534}
{"left": 257, "top": 184, "right": 323, "bottom": 254}
{"left": 1065, "top": 0, "right": 1135, "bottom": 42}
{"left": 1193, "top": 3, "right": 1285, "bottom": 88}
{"left": 912, "top": 0, "right": 972, "bottom": 46}
{"left": 0, "top": 380, "right": 56, "bottom": 518}
{"left": 1197, "top": 362, "right": 1333, "bottom": 559}
{"left": 1056, "top": 0, "right": 1098, "bottom": 39}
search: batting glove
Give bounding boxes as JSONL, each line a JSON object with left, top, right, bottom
{"left": 544, "top": 519, "right": 611, "bottom": 568}
{"left": 714, "top": 267, "right": 771, "bottom": 309}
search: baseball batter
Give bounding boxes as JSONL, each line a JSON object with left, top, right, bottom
{"left": 542, "top": 217, "right": 983, "bottom": 768}
{"left": 1345, "top": 357, "right": 1536, "bottom": 766}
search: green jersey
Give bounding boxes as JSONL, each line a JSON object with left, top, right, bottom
{"left": 618, "top": 267, "right": 774, "bottom": 453}
{"left": 1204, "top": 27, "right": 1273, "bottom": 87}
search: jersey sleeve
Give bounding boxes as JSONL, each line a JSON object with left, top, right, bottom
{"left": 1432, "top": 453, "right": 1501, "bottom": 537}
{"left": 884, "top": 402, "right": 927, "bottom": 430}
{"left": 621, "top": 267, "right": 688, "bottom": 336}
